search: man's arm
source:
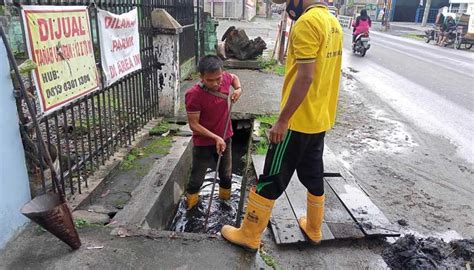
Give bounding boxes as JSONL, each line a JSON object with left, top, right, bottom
{"left": 230, "top": 73, "right": 242, "bottom": 103}
{"left": 187, "top": 112, "right": 226, "bottom": 154}
{"left": 269, "top": 62, "right": 316, "bottom": 143}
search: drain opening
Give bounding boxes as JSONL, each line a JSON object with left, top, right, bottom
{"left": 167, "top": 119, "right": 253, "bottom": 234}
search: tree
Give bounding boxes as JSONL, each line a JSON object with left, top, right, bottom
{"left": 421, "top": 0, "right": 432, "bottom": 27}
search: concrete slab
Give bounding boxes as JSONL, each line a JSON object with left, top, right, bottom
{"left": 0, "top": 222, "right": 386, "bottom": 269}
{"left": 179, "top": 69, "right": 283, "bottom": 119}
{"left": 224, "top": 59, "right": 261, "bottom": 70}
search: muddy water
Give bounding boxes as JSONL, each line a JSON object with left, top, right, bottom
{"left": 169, "top": 172, "right": 242, "bottom": 234}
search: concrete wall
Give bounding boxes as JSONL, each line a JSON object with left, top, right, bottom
{"left": 245, "top": 0, "right": 257, "bottom": 20}
{"left": 0, "top": 38, "right": 31, "bottom": 249}
{"left": 153, "top": 33, "right": 180, "bottom": 117}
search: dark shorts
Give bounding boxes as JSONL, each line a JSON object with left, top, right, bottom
{"left": 256, "top": 130, "right": 326, "bottom": 200}
{"left": 186, "top": 139, "right": 232, "bottom": 194}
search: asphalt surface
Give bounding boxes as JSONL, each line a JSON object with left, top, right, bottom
{"left": 343, "top": 30, "right": 474, "bottom": 163}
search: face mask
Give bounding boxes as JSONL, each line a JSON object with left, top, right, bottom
{"left": 286, "top": 0, "right": 304, "bottom": 21}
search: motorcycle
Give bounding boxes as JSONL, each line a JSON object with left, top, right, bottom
{"left": 440, "top": 28, "right": 458, "bottom": 47}
{"left": 352, "top": 32, "right": 371, "bottom": 57}
{"left": 424, "top": 26, "right": 440, "bottom": 43}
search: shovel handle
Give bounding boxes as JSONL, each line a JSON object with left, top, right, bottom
{"left": 0, "top": 26, "right": 65, "bottom": 201}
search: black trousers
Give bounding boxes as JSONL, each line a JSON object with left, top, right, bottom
{"left": 256, "top": 130, "right": 325, "bottom": 200}
{"left": 186, "top": 139, "right": 232, "bottom": 194}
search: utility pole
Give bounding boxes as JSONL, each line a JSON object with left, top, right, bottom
{"left": 421, "top": 0, "right": 432, "bottom": 27}
{"left": 266, "top": 0, "right": 272, "bottom": 19}
{"left": 384, "top": 0, "right": 392, "bottom": 31}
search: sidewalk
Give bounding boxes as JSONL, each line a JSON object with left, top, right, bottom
{"left": 373, "top": 21, "right": 429, "bottom": 37}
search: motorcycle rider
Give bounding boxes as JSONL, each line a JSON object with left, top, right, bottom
{"left": 437, "top": 16, "right": 456, "bottom": 46}
{"left": 352, "top": 9, "right": 371, "bottom": 44}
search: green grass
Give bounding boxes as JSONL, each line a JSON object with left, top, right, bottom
{"left": 113, "top": 199, "right": 127, "bottom": 209}
{"left": 256, "top": 114, "right": 278, "bottom": 126}
{"left": 402, "top": 33, "right": 424, "bottom": 41}
{"left": 35, "top": 225, "right": 47, "bottom": 235}
{"left": 74, "top": 218, "right": 89, "bottom": 229}
{"left": 120, "top": 136, "right": 172, "bottom": 172}
{"left": 121, "top": 148, "right": 142, "bottom": 170}
{"left": 258, "top": 57, "right": 286, "bottom": 77}
{"left": 259, "top": 249, "right": 284, "bottom": 269}
{"left": 149, "top": 122, "right": 171, "bottom": 136}
{"left": 142, "top": 136, "right": 172, "bottom": 156}
{"left": 255, "top": 140, "right": 269, "bottom": 155}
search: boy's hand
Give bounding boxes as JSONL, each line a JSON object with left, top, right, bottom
{"left": 231, "top": 88, "right": 242, "bottom": 103}
{"left": 215, "top": 137, "right": 226, "bottom": 155}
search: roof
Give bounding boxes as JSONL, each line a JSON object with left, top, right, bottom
{"left": 449, "top": 0, "right": 474, "bottom": 4}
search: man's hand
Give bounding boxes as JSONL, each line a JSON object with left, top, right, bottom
{"left": 215, "top": 136, "right": 226, "bottom": 154}
{"left": 269, "top": 119, "right": 288, "bottom": 144}
{"left": 231, "top": 88, "right": 242, "bottom": 103}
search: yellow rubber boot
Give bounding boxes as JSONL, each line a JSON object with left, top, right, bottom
{"left": 186, "top": 192, "right": 200, "bottom": 210}
{"left": 221, "top": 189, "right": 275, "bottom": 252}
{"left": 298, "top": 193, "right": 325, "bottom": 244}
{"left": 219, "top": 187, "right": 231, "bottom": 201}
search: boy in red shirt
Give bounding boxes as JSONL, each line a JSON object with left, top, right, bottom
{"left": 185, "top": 55, "right": 242, "bottom": 209}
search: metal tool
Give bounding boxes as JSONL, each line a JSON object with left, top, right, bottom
{"left": 203, "top": 100, "right": 233, "bottom": 232}
{"left": 1, "top": 26, "right": 81, "bottom": 249}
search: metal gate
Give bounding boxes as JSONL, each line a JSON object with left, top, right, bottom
{"left": 7, "top": 0, "right": 194, "bottom": 198}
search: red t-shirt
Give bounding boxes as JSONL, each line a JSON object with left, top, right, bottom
{"left": 185, "top": 72, "right": 234, "bottom": 146}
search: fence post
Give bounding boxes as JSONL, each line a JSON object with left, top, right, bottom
{"left": 151, "top": 9, "right": 183, "bottom": 117}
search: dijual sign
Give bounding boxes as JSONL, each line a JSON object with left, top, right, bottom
{"left": 22, "top": 5, "right": 99, "bottom": 115}
{"left": 97, "top": 8, "right": 141, "bottom": 87}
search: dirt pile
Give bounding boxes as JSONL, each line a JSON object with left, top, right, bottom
{"left": 382, "top": 235, "right": 474, "bottom": 269}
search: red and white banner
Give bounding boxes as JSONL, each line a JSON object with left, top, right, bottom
{"left": 97, "top": 8, "right": 141, "bottom": 87}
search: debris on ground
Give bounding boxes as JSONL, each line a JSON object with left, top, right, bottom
{"left": 382, "top": 235, "right": 474, "bottom": 269}
{"left": 397, "top": 219, "right": 408, "bottom": 226}
{"left": 219, "top": 26, "right": 267, "bottom": 60}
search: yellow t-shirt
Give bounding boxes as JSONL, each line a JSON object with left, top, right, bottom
{"left": 281, "top": 5, "right": 343, "bottom": 134}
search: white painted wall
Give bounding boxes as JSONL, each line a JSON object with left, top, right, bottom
{"left": 0, "top": 38, "right": 31, "bottom": 249}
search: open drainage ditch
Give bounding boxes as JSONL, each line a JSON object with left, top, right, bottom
{"left": 140, "top": 118, "right": 255, "bottom": 235}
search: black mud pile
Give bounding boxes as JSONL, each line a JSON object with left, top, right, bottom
{"left": 382, "top": 235, "right": 474, "bottom": 269}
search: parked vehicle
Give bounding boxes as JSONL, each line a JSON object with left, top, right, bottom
{"left": 352, "top": 32, "right": 370, "bottom": 57}
{"left": 454, "top": 14, "right": 474, "bottom": 50}
{"left": 425, "top": 26, "right": 441, "bottom": 44}
{"left": 272, "top": 4, "right": 285, "bottom": 15}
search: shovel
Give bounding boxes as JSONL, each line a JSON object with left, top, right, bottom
{"left": 0, "top": 26, "right": 81, "bottom": 250}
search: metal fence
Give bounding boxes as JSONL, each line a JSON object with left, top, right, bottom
{"left": 152, "top": 0, "right": 195, "bottom": 64}
{"left": 8, "top": 0, "right": 195, "bottom": 198}
{"left": 415, "top": 7, "right": 438, "bottom": 24}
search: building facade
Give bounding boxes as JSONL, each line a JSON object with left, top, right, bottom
{"left": 204, "top": 0, "right": 257, "bottom": 20}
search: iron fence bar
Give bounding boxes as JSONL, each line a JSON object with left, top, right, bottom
{"left": 96, "top": 93, "right": 106, "bottom": 164}
{"left": 107, "top": 87, "right": 114, "bottom": 153}
{"left": 111, "top": 84, "right": 120, "bottom": 149}
{"left": 101, "top": 90, "right": 109, "bottom": 159}
{"left": 43, "top": 118, "right": 55, "bottom": 193}
{"left": 77, "top": 102, "right": 88, "bottom": 187}
{"left": 53, "top": 115, "right": 65, "bottom": 192}
{"left": 70, "top": 105, "right": 81, "bottom": 194}
{"left": 120, "top": 80, "right": 130, "bottom": 145}
{"left": 132, "top": 73, "right": 139, "bottom": 133}
{"left": 62, "top": 108, "right": 74, "bottom": 194}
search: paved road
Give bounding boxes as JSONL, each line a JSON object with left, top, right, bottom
{"left": 343, "top": 30, "right": 474, "bottom": 163}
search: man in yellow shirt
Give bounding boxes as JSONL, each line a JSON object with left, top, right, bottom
{"left": 221, "top": 0, "right": 343, "bottom": 252}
